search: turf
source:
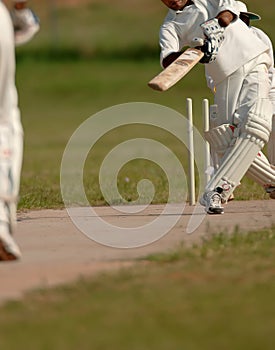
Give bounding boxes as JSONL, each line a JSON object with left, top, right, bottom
{"left": 15, "top": 0, "right": 274, "bottom": 208}
{"left": 0, "top": 2, "right": 274, "bottom": 348}
{"left": 0, "top": 227, "right": 275, "bottom": 350}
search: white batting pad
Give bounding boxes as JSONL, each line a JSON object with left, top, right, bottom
{"left": 204, "top": 123, "right": 235, "bottom": 171}
{"left": 205, "top": 133, "right": 264, "bottom": 202}
{"left": 246, "top": 151, "right": 275, "bottom": 187}
{"left": 242, "top": 98, "right": 272, "bottom": 144}
{"left": 204, "top": 123, "right": 235, "bottom": 156}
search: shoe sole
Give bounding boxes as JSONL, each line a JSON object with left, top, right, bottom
{"left": 0, "top": 240, "right": 19, "bottom": 261}
{"left": 207, "top": 207, "right": 224, "bottom": 215}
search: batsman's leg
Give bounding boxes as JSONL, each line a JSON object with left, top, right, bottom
{"left": 205, "top": 123, "right": 275, "bottom": 199}
{"left": 0, "top": 122, "right": 23, "bottom": 261}
{"left": 201, "top": 96, "right": 272, "bottom": 214}
{"left": 0, "top": 2, "right": 23, "bottom": 261}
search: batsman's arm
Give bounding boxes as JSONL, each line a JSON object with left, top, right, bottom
{"left": 212, "top": 0, "right": 239, "bottom": 25}
{"left": 148, "top": 48, "right": 204, "bottom": 91}
{"left": 162, "top": 52, "right": 183, "bottom": 68}
{"left": 216, "top": 10, "right": 236, "bottom": 27}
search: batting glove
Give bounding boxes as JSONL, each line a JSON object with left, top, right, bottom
{"left": 200, "top": 18, "right": 225, "bottom": 63}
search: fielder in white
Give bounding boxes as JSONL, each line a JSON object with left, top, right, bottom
{"left": 205, "top": 1, "right": 275, "bottom": 201}
{"left": 0, "top": 0, "right": 39, "bottom": 261}
{"left": 159, "top": 0, "right": 273, "bottom": 214}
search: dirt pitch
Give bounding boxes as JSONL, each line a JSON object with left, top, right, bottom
{"left": 0, "top": 200, "right": 274, "bottom": 304}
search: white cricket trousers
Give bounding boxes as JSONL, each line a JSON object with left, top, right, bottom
{"left": 0, "top": 2, "right": 23, "bottom": 230}
{"left": 204, "top": 52, "right": 273, "bottom": 200}
{"left": 214, "top": 52, "right": 271, "bottom": 127}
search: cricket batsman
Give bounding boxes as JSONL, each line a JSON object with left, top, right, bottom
{"left": 159, "top": 0, "right": 273, "bottom": 214}
{"left": 204, "top": 1, "right": 275, "bottom": 202}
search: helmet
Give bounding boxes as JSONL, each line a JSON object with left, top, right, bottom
{"left": 235, "top": 1, "right": 261, "bottom": 20}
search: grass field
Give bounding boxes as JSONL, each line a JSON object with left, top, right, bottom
{"left": 0, "top": 1, "right": 274, "bottom": 347}
{"left": 1, "top": 228, "right": 275, "bottom": 349}
{"left": 14, "top": 0, "right": 274, "bottom": 209}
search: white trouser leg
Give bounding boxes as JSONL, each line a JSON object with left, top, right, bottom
{"left": 204, "top": 95, "right": 272, "bottom": 203}
{"left": 203, "top": 53, "right": 272, "bottom": 203}
{"left": 214, "top": 76, "right": 243, "bottom": 125}
{"left": 0, "top": 120, "right": 23, "bottom": 232}
{"left": 214, "top": 54, "right": 271, "bottom": 126}
{"left": 267, "top": 114, "right": 275, "bottom": 165}
{"left": 0, "top": 2, "right": 23, "bottom": 233}
{"left": 0, "top": 2, "right": 22, "bottom": 259}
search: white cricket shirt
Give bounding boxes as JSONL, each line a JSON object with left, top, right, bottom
{"left": 159, "top": 0, "right": 269, "bottom": 84}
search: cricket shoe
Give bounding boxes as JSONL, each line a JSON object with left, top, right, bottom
{"left": 0, "top": 227, "right": 21, "bottom": 261}
{"left": 265, "top": 186, "right": 275, "bottom": 199}
{"left": 200, "top": 190, "right": 224, "bottom": 215}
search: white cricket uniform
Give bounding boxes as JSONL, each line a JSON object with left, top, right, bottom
{"left": 159, "top": 0, "right": 273, "bottom": 202}
{"left": 206, "top": 26, "right": 275, "bottom": 96}
{"left": 160, "top": 0, "right": 271, "bottom": 122}
{"left": 206, "top": 24, "right": 275, "bottom": 189}
{"left": 0, "top": 1, "right": 23, "bottom": 232}
{"left": 251, "top": 27, "right": 275, "bottom": 165}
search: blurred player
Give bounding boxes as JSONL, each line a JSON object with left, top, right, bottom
{"left": 159, "top": 0, "right": 273, "bottom": 214}
{"left": 0, "top": 0, "right": 39, "bottom": 261}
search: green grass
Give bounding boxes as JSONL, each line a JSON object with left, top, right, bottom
{"left": 1, "top": 227, "right": 275, "bottom": 349}
{"left": 1, "top": 3, "right": 273, "bottom": 349}
{"left": 13, "top": 0, "right": 274, "bottom": 209}
{"left": 17, "top": 58, "right": 269, "bottom": 209}
{"left": 11, "top": 0, "right": 274, "bottom": 209}
{"left": 16, "top": 58, "right": 211, "bottom": 209}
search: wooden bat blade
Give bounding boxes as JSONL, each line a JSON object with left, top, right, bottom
{"left": 148, "top": 48, "right": 204, "bottom": 91}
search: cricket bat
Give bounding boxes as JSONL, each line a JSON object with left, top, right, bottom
{"left": 148, "top": 48, "right": 204, "bottom": 92}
